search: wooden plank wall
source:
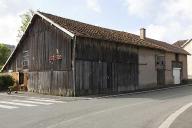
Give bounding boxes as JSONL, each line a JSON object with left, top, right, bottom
{"left": 5, "top": 16, "right": 72, "bottom": 71}
{"left": 75, "top": 37, "right": 138, "bottom": 96}
{"left": 29, "top": 71, "right": 73, "bottom": 96}
{"left": 5, "top": 16, "right": 74, "bottom": 96}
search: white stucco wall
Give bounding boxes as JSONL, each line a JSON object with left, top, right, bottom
{"left": 183, "top": 41, "right": 192, "bottom": 78}
{"left": 138, "top": 48, "right": 157, "bottom": 89}
{"left": 138, "top": 47, "right": 188, "bottom": 88}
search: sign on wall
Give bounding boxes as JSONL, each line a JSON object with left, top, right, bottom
{"left": 49, "top": 54, "right": 62, "bottom": 64}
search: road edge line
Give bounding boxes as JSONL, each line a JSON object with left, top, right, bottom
{"left": 158, "top": 102, "right": 192, "bottom": 128}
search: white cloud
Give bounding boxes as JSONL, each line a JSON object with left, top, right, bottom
{"left": 123, "top": 0, "right": 192, "bottom": 43}
{"left": 86, "top": 0, "right": 101, "bottom": 13}
{"left": 0, "top": 15, "right": 21, "bottom": 45}
{"left": 0, "top": 0, "right": 32, "bottom": 45}
{"left": 0, "top": 1, "right": 7, "bottom": 9}
{"left": 144, "top": 21, "right": 192, "bottom": 43}
{"left": 123, "top": 0, "right": 157, "bottom": 18}
{"left": 146, "top": 24, "right": 167, "bottom": 41}
{"left": 163, "top": 0, "right": 192, "bottom": 19}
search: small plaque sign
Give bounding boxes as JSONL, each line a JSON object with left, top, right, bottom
{"left": 49, "top": 54, "right": 62, "bottom": 63}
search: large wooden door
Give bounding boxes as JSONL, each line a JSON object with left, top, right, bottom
{"left": 75, "top": 60, "right": 109, "bottom": 95}
{"left": 115, "top": 63, "right": 137, "bottom": 92}
{"left": 75, "top": 60, "right": 138, "bottom": 95}
{"left": 106, "top": 63, "right": 117, "bottom": 93}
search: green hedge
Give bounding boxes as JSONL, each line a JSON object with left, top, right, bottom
{"left": 0, "top": 75, "right": 15, "bottom": 91}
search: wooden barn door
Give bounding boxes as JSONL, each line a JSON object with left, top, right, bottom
{"left": 115, "top": 63, "right": 137, "bottom": 92}
{"left": 75, "top": 61, "right": 138, "bottom": 95}
{"left": 106, "top": 63, "right": 116, "bottom": 93}
{"left": 75, "top": 60, "right": 119, "bottom": 95}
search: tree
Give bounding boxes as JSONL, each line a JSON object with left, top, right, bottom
{"left": 17, "top": 10, "right": 34, "bottom": 38}
{"left": 0, "top": 44, "right": 11, "bottom": 69}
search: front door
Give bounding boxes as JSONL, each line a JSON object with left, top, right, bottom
{"left": 157, "top": 69, "right": 165, "bottom": 86}
{"left": 173, "top": 68, "right": 181, "bottom": 84}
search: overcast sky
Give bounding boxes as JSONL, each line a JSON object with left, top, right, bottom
{"left": 0, "top": 0, "right": 192, "bottom": 45}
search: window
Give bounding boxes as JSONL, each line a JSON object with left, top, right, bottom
{"left": 23, "top": 50, "right": 29, "bottom": 69}
{"left": 156, "top": 55, "right": 165, "bottom": 68}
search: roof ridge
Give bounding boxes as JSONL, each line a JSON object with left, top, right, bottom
{"left": 181, "top": 39, "right": 192, "bottom": 47}
{"left": 38, "top": 11, "right": 170, "bottom": 44}
{"left": 38, "top": 11, "right": 134, "bottom": 35}
{"left": 38, "top": 11, "right": 189, "bottom": 55}
{"left": 172, "top": 39, "right": 188, "bottom": 48}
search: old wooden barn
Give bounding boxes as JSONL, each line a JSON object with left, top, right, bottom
{"left": 1, "top": 11, "right": 189, "bottom": 96}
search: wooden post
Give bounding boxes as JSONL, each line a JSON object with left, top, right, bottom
{"left": 72, "top": 36, "right": 77, "bottom": 96}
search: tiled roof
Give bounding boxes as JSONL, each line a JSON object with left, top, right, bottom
{"left": 173, "top": 40, "right": 188, "bottom": 48}
{"left": 39, "top": 11, "right": 189, "bottom": 55}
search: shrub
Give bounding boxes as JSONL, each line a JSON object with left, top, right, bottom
{"left": 0, "top": 75, "right": 15, "bottom": 91}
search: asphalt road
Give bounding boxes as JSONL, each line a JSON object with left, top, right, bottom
{"left": 170, "top": 104, "right": 192, "bottom": 128}
{"left": 0, "top": 85, "right": 192, "bottom": 128}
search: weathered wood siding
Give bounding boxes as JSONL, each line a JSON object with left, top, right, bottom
{"left": 4, "top": 16, "right": 74, "bottom": 96}
{"left": 29, "top": 71, "right": 73, "bottom": 96}
{"left": 75, "top": 37, "right": 139, "bottom": 96}
{"left": 6, "top": 16, "right": 72, "bottom": 71}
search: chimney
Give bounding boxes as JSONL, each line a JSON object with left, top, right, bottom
{"left": 140, "top": 28, "right": 146, "bottom": 39}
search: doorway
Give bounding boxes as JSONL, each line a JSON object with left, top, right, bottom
{"left": 173, "top": 68, "right": 181, "bottom": 84}
{"left": 19, "top": 72, "right": 24, "bottom": 85}
{"left": 157, "top": 69, "right": 165, "bottom": 86}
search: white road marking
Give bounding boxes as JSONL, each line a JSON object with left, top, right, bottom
{"left": 158, "top": 102, "right": 192, "bottom": 128}
{"left": 0, "top": 94, "right": 64, "bottom": 100}
{"left": 12, "top": 100, "right": 53, "bottom": 105}
{"left": 0, "top": 104, "right": 18, "bottom": 109}
{"left": 29, "top": 98, "right": 64, "bottom": 103}
{"left": 0, "top": 101, "right": 38, "bottom": 107}
{"left": 0, "top": 93, "right": 36, "bottom": 98}
{"left": 0, "top": 96, "right": 65, "bottom": 110}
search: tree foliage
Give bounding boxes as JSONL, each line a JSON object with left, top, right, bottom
{"left": 17, "top": 10, "right": 34, "bottom": 38}
{"left": 0, "top": 44, "right": 11, "bottom": 68}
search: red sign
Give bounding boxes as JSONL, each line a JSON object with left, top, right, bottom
{"left": 49, "top": 54, "right": 62, "bottom": 62}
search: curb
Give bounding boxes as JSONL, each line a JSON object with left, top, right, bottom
{"left": 95, "top": 84, "right": 192, "bottom": 99}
